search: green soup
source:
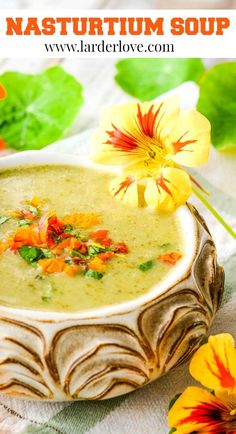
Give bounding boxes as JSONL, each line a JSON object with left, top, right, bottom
{"left": 0, "top": 165, "right": 183, "bottom": 312}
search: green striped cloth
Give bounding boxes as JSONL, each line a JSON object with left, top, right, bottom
{"left": 0, "top": 83, "right": 235, "bottom": 434}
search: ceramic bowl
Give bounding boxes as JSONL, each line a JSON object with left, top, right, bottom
{"left": 0, "top": 151, "right": 224, "bottom": 401}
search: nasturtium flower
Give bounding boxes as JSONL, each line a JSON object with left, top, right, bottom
{"left": 168, "top": 333, "right": 236, "bottom": 433}
{"left": 93, "top": 97, "right": 211, "bottom": 211}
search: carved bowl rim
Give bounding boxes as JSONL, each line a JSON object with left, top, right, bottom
{"left": 0, "top": 150, "right": 198, "bottom": 321}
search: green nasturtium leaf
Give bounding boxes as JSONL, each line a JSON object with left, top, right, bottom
{"left": 115, "top": 58, "right": 205, "bottom": 101}
{"left": 197, "top": 62, "right": 236, "bottom": 152}
{"left": 18, "top": 246, "right": 44, "bottom": 264}
{"left": 0, "top": 66, "right": 84, "bottom": 151}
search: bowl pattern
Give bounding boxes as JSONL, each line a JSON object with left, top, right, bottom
{"left": 0, "top": 205, "right": 224, "bottom": 401}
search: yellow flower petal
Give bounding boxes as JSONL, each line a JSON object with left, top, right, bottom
{"left": 139, "top": 96, "right": 180, "bottom": 141}
{"left": 92, "top": 102, "right": 140, "bottom": 165}
{"left": 156, "top": 96, "right": 180, "bottom": 143}
{"left": 168, "top": 386, "right": 230, "bottom": 434}
{"left": 216, "top": 387, "right": 236, "bottom": 413}
{"left": 109, "top": 175, "right": 139, "bottom": 207}
{"left": 92, "top": 97, "right": 180, "bottom": 166}
{"left": 190, "top": 333, "right": 236, "bottom": 391}
{"left": 169, "top": 110, "right": 211, "bottom": 167}
{"left": 144, "top": 167, "right": 192, "bottom": 211}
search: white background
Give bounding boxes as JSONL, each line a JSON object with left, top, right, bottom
{"left": 0, "top": 9, "right": 235, "bottom": 57}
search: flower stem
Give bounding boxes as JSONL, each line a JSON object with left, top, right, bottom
{"left": 192, "top": 187, "right": 236, "bottom": 239}
{"left": 190, "top": 175, "right": 210, "bottom": 197}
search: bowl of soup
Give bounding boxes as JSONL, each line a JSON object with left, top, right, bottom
{"left": 0, "top": 151, "right": 224, "bottom": 401}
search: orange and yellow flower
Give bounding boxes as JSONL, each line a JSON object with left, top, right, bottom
{"left": 168, "top": 333, "right": 236, "bottom": 433}
{"left": 93, "top": 97, "right": 211, "bottom": 211}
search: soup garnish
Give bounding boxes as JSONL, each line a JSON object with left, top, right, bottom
{"left": 0, "top": 197, "right": 129, "bottom": 279}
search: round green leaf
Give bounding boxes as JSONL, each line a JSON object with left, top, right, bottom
{"left": 197, "top": 62, "right": 236, "bottom": 152}
{"left": 0, "top": 66, "right": 84, "bottom": 151}
{"left": 115, "top": 58, "right": 205, "bottom": 101}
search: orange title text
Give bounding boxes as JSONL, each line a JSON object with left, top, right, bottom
{"left": 4, "top": 16, "right": 231, "bottom": 36}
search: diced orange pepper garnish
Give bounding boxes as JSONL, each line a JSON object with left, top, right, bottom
{"left": 63, "top": 213, "right": 101, "bottom": 229}
{"left": 10, "top": 226, "right": 43, "bottom": 250}
{"left": 70, "top": 238, "right": 82, "bottom": 250}
{"left": 79, "top": 243, "right": 88, "bottom": 254}
{"left": 113, "top": 242, "right": 128, "bottom": 254}
{"left": 52, "top": 237, "right": 82, "bottom": 255}
{"left": 158, "top": 251, "right": 182, "bottom": 265}
{"left": 57, "top": 238, "right": 73, "bottom": 249}
{"left": 91, "top": 229, "right": 112, "bottom": 247}
{"left": 88, "top": 257, "right": 106, "bottom": 272}
{"left": 99, "top": 251, "right": 115, "bottom": 262}
{"left": 60, "top": 233, "right": 73, "bottom": 239}
{"left": 91, "top": 230, "right": 108, "bottom": 241}
{"left": 38, "top": 258, "right": 66, "bottom": 274}
{"left": 64, "top": 264, "right": 80, "bottom": 276}
{"left": 101, "top": 238, "right": 112, "bottom": 247}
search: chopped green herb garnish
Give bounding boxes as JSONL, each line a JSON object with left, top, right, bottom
{"left": 138, "top": 260, "right": 154, "bottom": 272}
{"left": 35, "top": 274, "right": 45, "bottom": 280}
{"left": 71, "top": 249, "right": 87, "bottom": 259}
{"left": 63, "top": 224, "right": 80, "bottom": 237}
{"left": 0, "top": 216, "right": 10, "bottom": 225}
{"left": 27, "top": 205, "right": 39, "bottom": 215}
{"left": 41, "top": 248, "right": 55, "bottom": 258}
{"left": 19, "top": 246, "right": 45, "bottom": 264}
{"left": 158, "top": 243, "right": 172, "bottom": 252}
{"left": 41, "top": 296, "right": 51, "bottom": 302}
{"left": 85, "top": 269, "right": 103, "bottom": 280}
{"left": 41, "top": 282, "right": 56, "bottom": 302}
{"left": 64, "top": 258, "right": 73, "bottom": 265}
{"left": 87, "top": 245, "right": 110, "bottom": 256}
{"left": 17, "top": 219, "right": 32, "bottom": 227}
{"left": 64, "top": 224, "right": 73, "bottom": 233}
